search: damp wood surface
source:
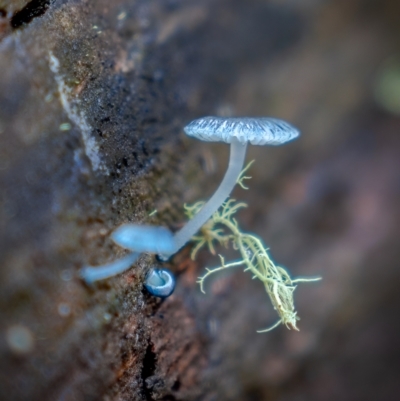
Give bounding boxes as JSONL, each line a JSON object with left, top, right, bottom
{"left": 1, "top": 1, "right": 400, "bottom": 400}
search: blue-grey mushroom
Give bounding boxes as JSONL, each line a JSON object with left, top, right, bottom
{"left": 111, "top": 224, "right": 175, "bottom": 254}
{"left": 167, "top": 116, "right": 300, "bottom": 256}
{"left": 144, "top": 268, "right": 176, "bottom": 298}
{"left": 80, "top": 224, "right": 175, "bottom": 284}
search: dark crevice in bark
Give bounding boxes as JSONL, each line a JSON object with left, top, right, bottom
{"left": 141, "top": 342, "right": 157, "bottom": 401}
{"left": 10, "top": 0, "right": 53, "bottom": 29}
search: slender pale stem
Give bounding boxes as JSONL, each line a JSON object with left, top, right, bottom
{"left": 171, "top": 139, "right": 248, "bottom": 255}
{"left": 80, "top": 252, "right": 139, "bottom": 284}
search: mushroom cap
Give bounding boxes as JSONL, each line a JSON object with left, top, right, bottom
{"left": 144, "top": 268, "right": 176, "bottom": 298}
{"left": 111, "top": 224, "right": 175, "bottom": 254}
{"left": 183, "top": 116, "right": 300, "bottom": 145}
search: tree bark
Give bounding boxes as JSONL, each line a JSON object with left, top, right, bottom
{"left": 1, "top": 1, "right": 400, "bottom": 400}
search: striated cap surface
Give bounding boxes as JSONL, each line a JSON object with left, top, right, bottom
{"left": 183, "top": 116, "right": 300, "bottom": 145}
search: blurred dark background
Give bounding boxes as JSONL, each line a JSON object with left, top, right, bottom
{"left": 0, "top": 0, "right": 399, "bottom": 400}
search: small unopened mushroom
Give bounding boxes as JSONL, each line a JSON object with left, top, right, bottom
{"left": 111, "top": 224, "right": 175, "bottom": 254}
{"left": 144, "top": 267, "right": 176, "bottom": 298}
{"left": 80, "top": 224, "right": 175, "bottom": 284}
{"left": 168, "top": 116, "right": 300, "bottom": 256}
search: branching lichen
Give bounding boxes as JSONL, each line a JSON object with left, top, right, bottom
{"left": 185, "top": 173, "right": 320, "bottom": 332}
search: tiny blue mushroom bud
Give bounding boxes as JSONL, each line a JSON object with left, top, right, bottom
{"left": 111, "top": 224, "right": 175, "bottom": 254}
{"left": 144, "top": 268, "right": 176, "bottom": 298}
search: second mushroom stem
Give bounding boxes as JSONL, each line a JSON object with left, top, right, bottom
{"left": 170, "top": 138, "right": 248, "bottom": 256}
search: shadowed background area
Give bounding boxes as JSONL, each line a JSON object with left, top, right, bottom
{"left": 0, "top": 0, "right": 399, "bottom": 400}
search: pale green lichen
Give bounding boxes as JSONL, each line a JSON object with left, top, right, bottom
{"left": 185, "top": 164, "right": 320, "bottom": 332}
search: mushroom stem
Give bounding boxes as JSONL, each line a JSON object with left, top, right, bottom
{"left": 80, "top": 252, "right": 139, "bottom": 284}
{"left": 172, "top": 138, "right": 248, "bottom": 255}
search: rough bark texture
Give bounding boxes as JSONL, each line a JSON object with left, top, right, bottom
{"left": 1, "top": 1, "right": 400, "bottom": 400}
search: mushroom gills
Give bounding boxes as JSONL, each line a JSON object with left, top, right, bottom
{"left": 144, "top": 268, "right": 176, "bottom": 298}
